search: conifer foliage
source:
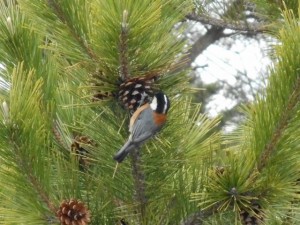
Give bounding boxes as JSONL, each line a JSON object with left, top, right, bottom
{"left": 0, "top": 0, "right": 300, "bottom": 224}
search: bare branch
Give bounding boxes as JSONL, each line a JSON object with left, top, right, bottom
{"left": 180, "top": 0, "right": 266, "bottom": 70}
{"left": 189, "top": 26, "right": 225, "bottom": 63}
{"left": 186, "top": 13, "right": 269, "bottom": 34}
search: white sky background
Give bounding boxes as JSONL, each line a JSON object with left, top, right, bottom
{"left": 192, "top": 32, "right": 274, "bottom": 129}
{"left": 183, "top": 2, "right": 278, "bottom": 130}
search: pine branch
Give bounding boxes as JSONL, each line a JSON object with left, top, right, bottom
{"left": 28, "top": 173, "right": 56, "bottom": 214}
{"left": 186, "top": 13, "right": 268, "bottom": 34}
{"left": 0, "top": 64, "right": 59, "bottom": 223}
{"left": 46, "top": 0, "right": 97, "bottom": 61}
{"left": 9, "top": 132, "right": 56, "bottom": 215}
{"left": 119, "top": 10, "right": 130, "bottom": 80}
{"left": 257, "top": 77, "right": 300, "bottom": 171}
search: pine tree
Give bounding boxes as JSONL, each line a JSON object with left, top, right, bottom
{"left": 0, "top": 1, "right": 299, "bottom": 225}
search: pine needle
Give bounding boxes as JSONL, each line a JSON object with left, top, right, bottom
{"left": 112, "top": 162, "right": 119, "bottom": 179}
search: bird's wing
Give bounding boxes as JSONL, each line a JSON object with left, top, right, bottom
{"left": 131, "top": 108, "right": 155, "bottom": 144}
{"left": 113, "top": 139, "right": 136, "bottom": 163}
{"left": 129, "top": 103, "right": 150, "bottom": 132}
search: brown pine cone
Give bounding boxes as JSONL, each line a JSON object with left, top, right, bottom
{"left": 56, "top": 199, "right": 91, "bottom": 225}
{"left": 118, "top": 75, "right": 157, "bottom": 112}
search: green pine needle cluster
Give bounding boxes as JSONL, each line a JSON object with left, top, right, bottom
{"left": 192, "top": 3, "right": 300, "bottom": 224}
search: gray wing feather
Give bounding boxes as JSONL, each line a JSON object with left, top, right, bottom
{"left": 114, "top": 108, "right": 158, "bottom": 162}
{"left": 113, "top": 139, "right": 136, "bottom": 163}
{"left": 131, "top": 108, "right": 157, "bottom": 142}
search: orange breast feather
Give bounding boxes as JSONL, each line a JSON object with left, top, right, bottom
{"left": 153, "top": 112, "right": 166, "bottom": 126}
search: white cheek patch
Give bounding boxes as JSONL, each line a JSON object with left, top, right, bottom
{"left": 150, "top": 97, "right": 157, "bottom": 110}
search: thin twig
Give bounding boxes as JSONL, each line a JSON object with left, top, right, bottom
{"left": 130, "top": 147, "right": 147, "bottom": 222}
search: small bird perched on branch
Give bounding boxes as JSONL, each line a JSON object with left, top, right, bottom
{"left": 114, "top": 92, "right": 170, "bottom": 163}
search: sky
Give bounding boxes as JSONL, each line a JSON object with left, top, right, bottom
{"left": 193, "top": 33, "right": 274, "bottom": 130}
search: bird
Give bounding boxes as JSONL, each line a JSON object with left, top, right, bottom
{"left": 113, "top": 92, "right": 170, "bottom": 163}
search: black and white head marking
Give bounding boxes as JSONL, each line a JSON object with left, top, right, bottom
{"left": 150, "top": 92, "right": 170, "bottom": 114}
{"left": 150, "top": 95, "right": 158, "bottom": 110}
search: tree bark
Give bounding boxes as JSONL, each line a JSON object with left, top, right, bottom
{"left": 188, "top": 26, "right": 225, "bottom": 64}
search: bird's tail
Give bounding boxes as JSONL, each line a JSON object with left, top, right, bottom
{"left": 113, "top": 140, "right": 135, "bottom": 163}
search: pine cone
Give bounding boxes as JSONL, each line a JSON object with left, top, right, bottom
{"left": 92, "top": 91, "right": 113, "bottom": 101}
{"left": 116, "top": 218, "right": 129, "bottom": 225}
{"left": 118, "top": 75, "right": 157, "bottom": 112}
{"left": 91, "top": 70, "right": 115, "bottom": 101}
{"left": 71, "top": 136, "right": 95, "bottom": 169}
{"left": 215, "top": 166, "right": 225, "bottom": 177}
{"left": 57, "top": 199, "right": 91, "bottom": 225}
{"left": 240, "top": 202, "right": 263, "bottom": 225}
